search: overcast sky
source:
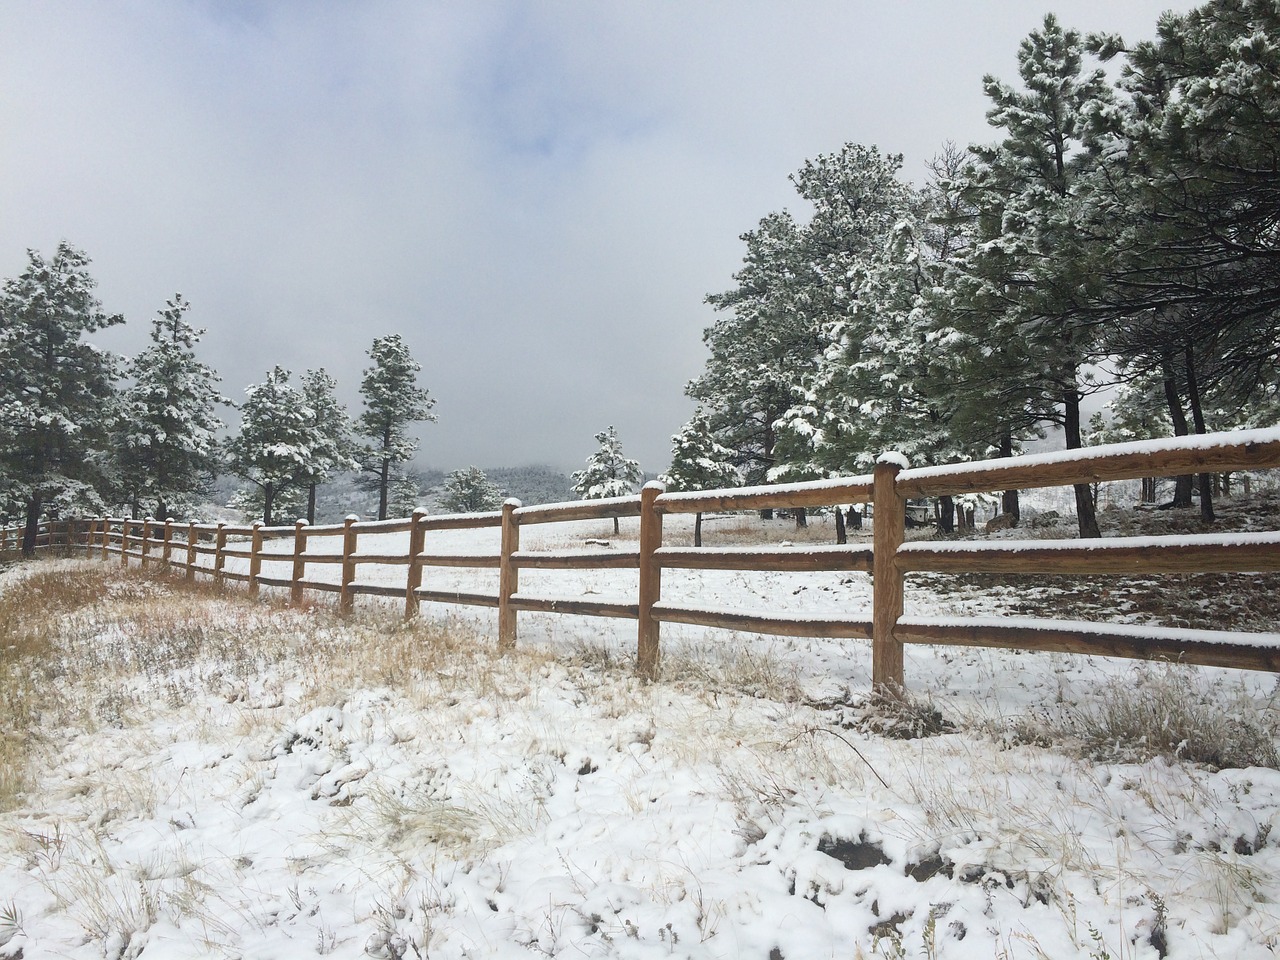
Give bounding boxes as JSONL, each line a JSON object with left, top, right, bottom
{"left": 1, "top": 1, "right": 1189, "bottom": 475}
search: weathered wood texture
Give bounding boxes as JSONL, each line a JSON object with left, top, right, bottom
{"left": 511, "top": 550, "right": 640, "bottom": 570}
{"left": 872, "top": 461, "right": 906, "bottom": 694}
{"left": 637, "top": 483, "right": 664, "bottom": 677}
{"left": 897, "top": 534, "right": 1280, "bottom": 575}
{"left": 514, "top": 497, "right": 642, "bottom": 525}
{"left": 656, "top": 477, "right": 873, "bottom": 514}
{"left": 508, "top": 595, "right": 639, "bottom": 620}
{"left": 651, "top": 603, "right": 872, "bottom": 640}
{"left": 898, "top": 430, "right": 1280, "bottom": 498}
{"left": 656, "top": 545, "right": 873, "bottom": 572}
{"left": 894, "top": 619, "right": 1280, "bottom": 673}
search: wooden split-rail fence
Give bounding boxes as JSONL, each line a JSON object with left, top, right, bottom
{"left": 4, "top": 427, "right": 1280, "bottom": 691}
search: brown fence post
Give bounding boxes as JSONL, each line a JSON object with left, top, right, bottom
{"left": 498, "top": 500, "right": 521, "bottom": 649}
{"left": 162, "top": 520, "right": 174, "bottom": 567}
{"left": 291, "top": 520, "right": 307, "bottom": 605}
{"left": 186, "top": 521, "right": 198, "bottom": 580}
{"left": 339, "top": 515, "right": 358, "bottom": 615}
{"left": 872, "top": 456, "right": 907, "bottom": 696}
{"left": 214, "top": 522, "right": 227, "bottom": 586}
{"left": 121, "top": 520, "right": 131, "bottom": 568}
{"left": 637, "top": 481, "right": 665, "bottom": 679}
{"left": 140, "top": 518, "right": 154, "bottom": 570}
{"left": 405, "top": 509, "right": 428, "bottom": 620}
{"left": 248, "top": 521, "right": 264, "bottom": 598}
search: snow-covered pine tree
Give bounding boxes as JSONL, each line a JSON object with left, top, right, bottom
{"left": 571, "top": 426, "right": 643, "bottom": 535}
{"left": 385, "top": 472, "right": 424, "bottom": 519}
{"left": 691, "top": 144, "right": 919, "bottom": 520}
{"left": 661, "top": 411, "right": 740, "bottom": 546}
{"left": 300, "top": 369, "right": 358, "bottom": 524}
{"left": 0, "top": 243, "right": 121, "bottom": 554}
{"left": 114, "top": 294, "right": 226, "bottom": 521}
{"left": 358, "top": 335, "right": 436, "bottom": 520}
{"left": 945, "top": 14, "right": 1117, "bottom": 537}
{"left": 440, "top": 466, "right": 504, "bottom": 514}
{"left": 225, "top": 367, "right": 317, "bottom": 526}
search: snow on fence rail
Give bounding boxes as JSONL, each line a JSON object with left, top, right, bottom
{"left": 4, "top": 426, "right": 1280, "bottom": 691}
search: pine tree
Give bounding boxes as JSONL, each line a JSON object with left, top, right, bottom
{"left": 358, "top": 335, "right": 436, "bottom": 520}
{"left": 691, "top": 144, "right": 916, "bottom": 509}
{"left": 945, "top": 14, "right": 1117, "bottom": 537}
{"left": 114, "top": 294, "right": 226, "bottom": 521}
{"left": 571, "top": 426, "right": 643, "bottom": 535}
{"left": 662, "top": 411, "right": 740, "bottom": 546}
{"left": 225, "top": 367, "right": 317, "bottom": 526}
{"left": 440, "top": 466, "right": 504, "bottom": 513}
{"left": 300, "top": 369, "right": 358, "bottom": 524}
{"left": 0, "top": 243, "right": 121, "bottom": 554}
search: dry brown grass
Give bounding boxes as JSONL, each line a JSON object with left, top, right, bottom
{"left": 0, "top": 561, "right": 516, "bottom": 811}
{"left": 0, "top": 563, "right": 127, "bottom": 805}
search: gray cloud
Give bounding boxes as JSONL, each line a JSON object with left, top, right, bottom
{"left": 1, "top": 0, "right": 1187, "bottom": 474}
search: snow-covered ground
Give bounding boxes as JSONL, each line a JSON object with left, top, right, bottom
{"left": 2, "top": 511, "right": 1278, "bottom": 959}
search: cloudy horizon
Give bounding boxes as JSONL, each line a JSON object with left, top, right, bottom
{"left": 2, "top": 1, "right": 1188, "bottom": 476}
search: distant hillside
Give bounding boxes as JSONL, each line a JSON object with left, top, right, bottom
{"left": 480, "top": 465, "right": 573, "bottom": 506}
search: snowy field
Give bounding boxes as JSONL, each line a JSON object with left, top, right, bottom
{"left": 1, "top": 510, "right": 1279, "bottom": 959}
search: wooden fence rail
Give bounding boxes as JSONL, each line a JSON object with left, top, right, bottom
{"left": 4, "top": 427, "right": 1279, "bottom": 692}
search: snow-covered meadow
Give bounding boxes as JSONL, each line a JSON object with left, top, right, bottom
{"left": 2, "top": 508, "right": 1279, "bottom": 959}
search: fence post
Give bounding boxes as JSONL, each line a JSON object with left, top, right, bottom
{"left": 162, "top": 520, "right": 174, "bottom": 567}
{"left": 404, "top": 509, "right": 428, "bottom": 620}
{"left": 248, "top": 521, "right": 264, "bottom": 598}
{"left": 214, "top": 522, "right": 227, "bottom": 586}
{"left": 292, "top": 520, "right": 307, "bottom": 605}
{"left": 141, "top": 518, "right": 154, "bottom": 570}
{"left": 498, "top": 500, "right": 521, "bottom": 649}
{"left": 339, "top": 515, "right": 358, "bottom": 615}
{"left": 186, "top": 521, "right": 198, "bottom": 580}
{"left": 872, "top": 456, "right": 907, "bottom": 696}
{"left": 637, "top": 481, "right": 666, "bottom": 679}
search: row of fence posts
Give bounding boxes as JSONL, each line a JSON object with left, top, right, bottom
{"left": 22, "top": 455, "right": 942, "bottom": 691}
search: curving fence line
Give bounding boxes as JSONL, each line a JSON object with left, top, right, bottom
{"left": 4, "top": 426, "right": 1279, "bottom": 692}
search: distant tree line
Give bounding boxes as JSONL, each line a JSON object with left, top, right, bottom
{"left": 679, "top": 1, "right": 1280, "bottom": 537}
{"left": 0, "top": 245, "right": 438, "bottom": 554}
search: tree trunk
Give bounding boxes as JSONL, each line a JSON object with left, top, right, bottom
{"left": 848, "top": 506, "right": 862, "bottom": 530}
{"left": 307, "top": 483, "right": 318, "bottom": 525}
{"left": 1141, "top": 477, "right": 1157, "bottom": 504}
{"left": 835, "top": 506, "right": 846, "bottom": 545}
{"left": 694, "top": 511, "right": 703, "bottom": 548}
{"left": 1162, "top": 354, "right": 1194, "bottom": 508}
{"left": 938, "top": 495, "right": 955, "bottom": 535}
{"left": 378, "top": 456, "right": 390, "bottom": 521}
{"left": 612, "top": 515, "right": 620, "bottom": 536}
{"left": 794, "top": 506, "right": 807, "bottom": 529}
{"left": 999, "top": 430, "right": 1020, "bottom": 524}
{"left": 156, "top": 500, "right": 169, "bottom": 523}
{"left": 263, "top": 484, "right": 275, "bottom": 527}
{"left": 1064, "top": 389, "right": 1101, "bottom": 538}
{"left": 22, "top": 496, "right": 41, "bottom": 558}
{"left": 1184, "top": 344, "right": 1215, "bottom": 524}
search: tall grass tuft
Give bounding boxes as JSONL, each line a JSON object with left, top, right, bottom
{"left": 992, "top": 663, "right": 1280, "bottom": 770}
